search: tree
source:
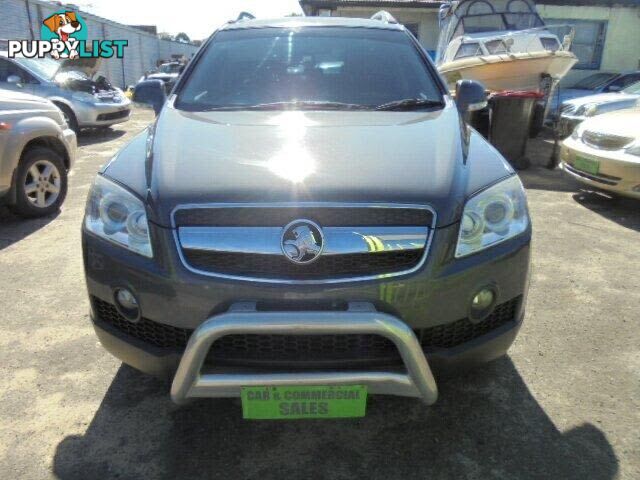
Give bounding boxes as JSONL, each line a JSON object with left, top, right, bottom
{"left": 158, "top": 32, "right": 174, "bottom": 41}
{"left": 175, "top": 32, "right": 191, "bottom": 43}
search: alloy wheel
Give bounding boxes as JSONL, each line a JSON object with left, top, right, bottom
{"left": 24, "top": 160, "right": 61, "bottom": 208}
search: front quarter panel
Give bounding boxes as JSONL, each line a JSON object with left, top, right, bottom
{"left": 101, "top": 128, "right": 150, "bottom": 199}
{"left": 464, "top": 130, "right": 515, "bottom": 197}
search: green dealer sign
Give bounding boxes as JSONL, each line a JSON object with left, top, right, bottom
{"left": 241, "top": 385, "right": 368, "bottom": 420}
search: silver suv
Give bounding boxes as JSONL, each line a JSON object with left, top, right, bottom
{"left": 85, "top": 15, "right": 531, "bottom": 417}
{"left": 0, "top": 90, "right": 76, "bottom": 217}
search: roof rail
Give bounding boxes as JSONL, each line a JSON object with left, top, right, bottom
{"left": 371, "top": 11, "right": 398, "bottom": 24}
{"left": 236, "top": 11, "right": 255, "bottom": 21}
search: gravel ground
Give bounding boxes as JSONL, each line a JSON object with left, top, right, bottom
{"left": 0, "top": 108, "right": 638, "bottom": 479}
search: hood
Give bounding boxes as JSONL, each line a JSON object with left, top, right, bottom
{"left": 54, "top": 69, "right": 119, "bottom": 97}
{"left": 580, "top": 108, "right": 640, "bottom": 139}
{"left": 145, "top": 101, "right": 474, "bottom": 227}
{"left": 104, "top": 99, "right": 514, "bottom": 228}
{"left": 0, "top": 89, "right": 58, "bottom": 112}
{"left": 549, "top": 88, "right": 595, "bottom": 113}
{"left": 57, "top": 56, "right": 102, "bottom": 76}
{"left": 0, "top": 89, "right": 53, "bottom": 105}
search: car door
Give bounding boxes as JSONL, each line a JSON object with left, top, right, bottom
{"left": 0, "top": 58, "right": 37, "bottom": 95}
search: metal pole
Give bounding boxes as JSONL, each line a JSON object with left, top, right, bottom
{"left": 25, "top": 0, "right": 35, "bottom": 40}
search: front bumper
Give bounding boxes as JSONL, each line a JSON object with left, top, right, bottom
{"left": 84, "top": 219, "right": 531, "bottom": 403}
{"left": 170, "top": 304, "right": 438, "bottom": 405}
{"left": 61, "top": 127, "right": 77, "bottom": 169}
{"left": 560, "top": 138, "right": 640, "bottom": 199}
{"left": 72, "top": 98, "right": 132, "bottom": 127}
{"left": 92, "top": 303, "right": 523, "bottom": 403}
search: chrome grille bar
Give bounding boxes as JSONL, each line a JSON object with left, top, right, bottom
{"left": 178, "top": 226, "right": 429, "bottom": 256}
{"left": 172, "top": 202, "right": 437, "bottom": 283}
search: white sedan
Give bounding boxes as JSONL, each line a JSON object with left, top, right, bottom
{"left": 561, "top": 107, "right": 640, "bottom": 199}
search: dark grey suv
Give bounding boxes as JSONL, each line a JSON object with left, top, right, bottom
{"left": 83, "top": 15, "right": 531, "bottom": 418}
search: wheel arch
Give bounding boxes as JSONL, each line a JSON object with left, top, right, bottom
{"left": 21, "top": 136, "right": 71, "bottom": 171}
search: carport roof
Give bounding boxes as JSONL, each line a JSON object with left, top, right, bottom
{"left": 536, "top": 0, "right": 640, "bottom": 5}
{"left": 299, "top": 0, "right": 640, "bottom": 7}
{"left": 299, "top": 0, "right": 443, "bottom": 8}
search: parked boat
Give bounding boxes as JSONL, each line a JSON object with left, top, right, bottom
{"left": 436, "top": 0, "right": 577, "bottom": 93}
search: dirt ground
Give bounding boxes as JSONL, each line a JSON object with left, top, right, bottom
{"left": 0, "top": 108, "right": 638, "bottom": 480}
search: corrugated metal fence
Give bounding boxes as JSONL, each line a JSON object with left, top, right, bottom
{"left": 1, "top": 0, "right": 199, "bottom": 88}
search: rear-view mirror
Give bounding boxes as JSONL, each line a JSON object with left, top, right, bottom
{"left": 133, "top": 79, "right": 166, "bottom": 116}
{"left": 455, "top": 79, "right": 488, "bottom": 115}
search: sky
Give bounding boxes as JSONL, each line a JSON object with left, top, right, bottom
{"left": 75, "top": 0, "right": 304, "bottom": 41}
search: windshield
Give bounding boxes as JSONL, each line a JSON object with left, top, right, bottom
{"left": 175, "top": 27, "right": 442, "bottom": 111}
{"left": 14, "top": 56, "right": 60, "bottom": 80}
{"left": 623, "top": 81, "right": 640, "bottom": 95}
{"left": 571, "top": 73, "right": 618, "bottom": 90}
{"left": 159, "top": 63, "right": 181, "bottom": 74}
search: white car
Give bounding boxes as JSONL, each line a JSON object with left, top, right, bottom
{"left": 561, "top": 107, "right": 640, "bottom": 199}
{"left": 557, "top": 81, "right": 640, "bottom": 137}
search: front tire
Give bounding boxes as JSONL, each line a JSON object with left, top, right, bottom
{"left": 9, "top": 147, "right": 68, "bottom": 218}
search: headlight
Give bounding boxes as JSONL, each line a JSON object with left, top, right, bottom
{"left": 84, "top": 175, "right": 153, "bottom": 257}
{"left": 72, "top": 91, "right": 98, "bottom": 103}
{"left": 576, "top": 103, "right": 598, "bottom": 117}
{"left": 455, "top": 176, "right": 529, "bottom": 258}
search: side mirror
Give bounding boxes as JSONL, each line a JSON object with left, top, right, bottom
{"left": 455, "top": 79, "right": 487, "bottom": 115}
{"left": 606, "top": 85, "right": 622, "bottom": 93}
{"left": 133, "top": 79, "right": 166, "bottom": 116}
{"left": 7, "top": 75, "right": 22, "bottom": 86}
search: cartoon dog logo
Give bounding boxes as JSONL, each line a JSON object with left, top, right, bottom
{"left": 42, "top": 11, "right": 82, "bottom": 59}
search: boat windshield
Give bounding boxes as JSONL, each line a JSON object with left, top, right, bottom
{"left": 437, "top": 0, "right": 546, "bottom": 64}
{"left": 461, "top": 13, "right": 543, "bottom": 34}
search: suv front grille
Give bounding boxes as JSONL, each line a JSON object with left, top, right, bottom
{"left": 92, "top": 296, "right": 521, "bottom": 367}
{"left": 582, "top": 130, "right": 633, "bottom": 151}
{"left": 183, "top": 250, "right": 423, "bottom": 280}
{"left": 174, "top": 204, "right": 434, "bottom": 282}
{"left": 97, "top": 109, "right": 130, "bottom": 121}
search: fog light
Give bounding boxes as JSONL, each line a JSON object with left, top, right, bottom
{"left": 470, "top": 288, "right": 496, "bottom": 322}
{"left": 114, "top": 288, "right": 140, "bottom": 322}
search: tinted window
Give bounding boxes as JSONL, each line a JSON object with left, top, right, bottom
{"left": 13, "top": 56, "right": 58, "bottom": 80}
{"left": 622, "top": 81, "right": 640, "bottom": 95}
{"left": 0, "top": 58, "right": 37, "bottom": 83}
{"left": 176, "top": 27, "right": 442, "bottom": 111}
{"left": 605, "top": 73, "right": 640, "bottom": 91}
{"left": 485, "top": 40, "right": 508, "bottom": 54}
{"left": 455, "top": 42, "right": 483, "bottom": 59}
{"left": 571, "top": 73, "right": 618, "bottom": 90}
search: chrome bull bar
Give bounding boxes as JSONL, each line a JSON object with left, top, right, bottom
{"left": 170, "top": 303, "right": 438, "bottom": 405}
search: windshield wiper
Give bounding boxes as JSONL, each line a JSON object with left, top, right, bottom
{"left": 375, "top": 98, "right": 444, "bottom": 111}
{"left": 201, "top": 101, "right": 372, "bottom": 111}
